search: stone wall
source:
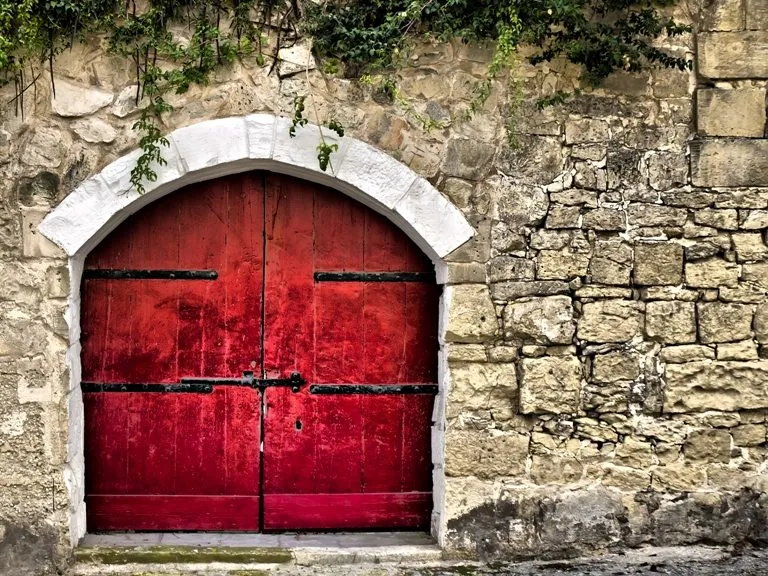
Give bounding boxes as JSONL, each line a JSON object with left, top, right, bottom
{"left": 2, "top": 2, "right": 768, "bottom": 573}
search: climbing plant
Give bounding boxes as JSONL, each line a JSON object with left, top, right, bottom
{"left": 0, "top": 0, "right": 691, "bottom": 192}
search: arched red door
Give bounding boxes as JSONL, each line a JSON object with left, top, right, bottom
{"left": 81, "top": 171, "right": 439, "bottom": 532}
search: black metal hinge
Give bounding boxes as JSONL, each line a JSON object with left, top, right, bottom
{"left": 83, "top": 269, "right": 218, "bottom": 280}
{"left": 309, "top": 384, "right": 438, "bottom": 395}
{"left": 83, "top": 372, "right": 305, "bottom": 394}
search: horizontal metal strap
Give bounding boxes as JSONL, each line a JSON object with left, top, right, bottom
{"left": 83, "top": 269, "right": 218, "bottom": 280}
{"left": 309, "top": 384, "right": 439, "bottom": 395}
{"left": 82, "top": 382, "right": 213, "bottom": 394}
{"left": 314, "top": 271, "right": 434, "bottom": 283}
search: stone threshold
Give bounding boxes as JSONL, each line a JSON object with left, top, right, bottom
{"left": 73, "top": 532, "right": 444, "bottom": 571}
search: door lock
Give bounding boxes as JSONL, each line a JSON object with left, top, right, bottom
{"left": 181, "top": 371, "right": 305, "bottom": 392}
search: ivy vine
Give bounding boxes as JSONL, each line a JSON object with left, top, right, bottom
{"left": 1, "top": 0, "right": 691, "bottom": 192}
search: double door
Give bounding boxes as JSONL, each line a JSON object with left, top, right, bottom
{"left": 81, "top": 172, "right": 438, "bottom": 531}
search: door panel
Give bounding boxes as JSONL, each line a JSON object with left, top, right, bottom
{"left": 82, "top": 174, "right": 264, "bottom": 531}
{"left": 81, "top": 170, "right": 438, "bottom": 532}
{"left": 261, "top": 174, "right": 438, "bottom": 530}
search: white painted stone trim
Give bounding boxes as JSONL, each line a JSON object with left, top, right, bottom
{"left": 37, "top": 114, "right": 471, "bottom": 547}
{"left": 39, "top": 114, "right": 474, "bottom": 263}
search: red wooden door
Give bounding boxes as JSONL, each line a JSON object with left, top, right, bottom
{"left": 81, "top": 171, "right": 437, "bottom": 532}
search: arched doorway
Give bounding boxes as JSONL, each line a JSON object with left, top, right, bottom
{"left": 79, "top": 171, "right": 439, "bottom": 532}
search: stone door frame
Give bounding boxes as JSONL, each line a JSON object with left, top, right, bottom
{"left": 38, "top": 114, "right": 474, "bottom": 546}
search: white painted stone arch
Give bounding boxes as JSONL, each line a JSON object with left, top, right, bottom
{"left": 38, "top": 114, "right": 474, "bottom": 546}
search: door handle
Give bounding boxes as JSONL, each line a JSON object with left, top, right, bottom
{"left": 181, "top": 371, "right": 305, "bottom": 392}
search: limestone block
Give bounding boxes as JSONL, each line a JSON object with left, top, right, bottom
{"left": 746, "top": 0, "right": 768, "bottom": 28}
{"left": 743, "top": 262, "right": 768, "bottom": 289}
{"left": 700, "top": 0, "right": 745, "bottom": 30}
{"left": 51, "top": 79, "right": 113, "bottom": 117}
{"left": 691, "top": 139, "right": 768, "bottom": 188}
{"left": 45, "top": 266, "right": 69, "bottom": 299}
{"left": 685, "top": 258, "right": 740, "bottom": 287}
{"left": 645, "top": 301, "right": 697, "bottom": 344}
{"left": 576, "top": 286, "right": 633, "bottom": 298}
{"left": 277, "top": 40, "right": 316, "bottom": 77}
{"left": 445, "top": 344, "right": 486, "bottom": 362}
{"left": 589, "top": 240, "right": 633, "bottom": 285}
{"left": 740, "top": 209, "right": 768, "bottom": 229}
{"left": 577, "top": 300, "right": 644, "bottom": 343}
{"left": 491, "top": 180, "right": 549, "bottom": 226}
{"left": 694, "top": 209, "right": 739, "bottom": 230}
{"left": 442, "top": 285, "right": 498, "bottom": 343}
{"left": 698, "top": 32, "right": 768, "bottom": 78}
{"left": 530, "top": 229, "right": 570, "bottom": 250}
{"left": 111, "top": 85, "right": 140, "bottom": 117}
{"left": 520, "top": 355, "right": 583, "bottom": 414}
{"left": 490, "top": 280, "right": 569, "bottom": 300}
{"left": 633, "top": 243, "right": 683, "bottom": 285}
{"left": 664, "top": 360, "right": 768, "bottom": 412}
{"left": 627, "top": 204, "right": 687, "bottom": 228}
{"left": 443, "top": 138, "right": 495, "bottom": 180}
{"left": 653, "top": 463, "right": 707, "bottom": 491}
{"left": 659, "top": 344, "right": 716, "bottom": 363}
{"left": 71, "top": 118, "right": 117, "bottom": 143}
{"left": 537, "top": 249, "right": 591, "bottom": 280}
{"left": 717, "top": 339, "right": 759, "bottom": 360}
{"left": 22, "top": 208, "right": 65, "bottom": 258}
{"left": 684, "top": 429, "right": 731, "bottom": 463}
{"left": 488, "top": 256, "right": 536, "bottom": 282}
{"left": 444, "top": 430, "right": 529, "bottom": 478}
{"left": 444, "top": 262, "right": 486, "bottom": 284}
{"left": 732, "top": 424, "right": 765, "bottom": 446}
{"left": 754, "top": 302, "right": 768, "bottom": 343}
{"left": 582, "top": 207, "right": 625, "bottom": 231}
{"left": 697, "top": 302, "right": 754, "bottom": 343}
{"left": 592, "top": 352, "right": 640, "bottom": 383}
{"left": 530, "top": 454, "right": 584, "bottom": 484}
{"left": 641, "top": 150, "right": 689, "bottom": 191}
{"left": 503, "top": 296, "right": 575, "bottom": 344}
{"left": 546, "top": 205, "right": 581, "bottom": 229}
{"left": 447, "top": 362, "right": 518, "bottom": 422}
{"left": 732, "top": 232, "right": 768, "bottom": 262}
{"left": 564, "top": 118, "right": 611, "bottom": 144}
{"left": 697, "top": 88, "right": 767, "bottom": 137}
{"left": 21, "top": 125, "right": 69, "bottom": 169}
{"left": 615, "top": 436, "right": 654, "bottom": 468}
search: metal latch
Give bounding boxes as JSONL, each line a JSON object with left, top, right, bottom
{"left": 181, "top": 371, "right": 305, "bottom": 392}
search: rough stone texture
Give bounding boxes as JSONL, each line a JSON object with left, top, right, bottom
{"left": 520, "top": 356, "right": 583, "bottom": 414}
{"left": 634, "top": 243, "right": 683, "bottom": 285}
{"left": 698, "top": 32, "right": 768, "bottom": 78}
{"left": 577, "top": 301, "right": 644, "bottom": 343}
{"left": 697, "top": 88, "right": 767, "bottom": 137}
{"left": 691, "top": 140, "right": 768, "bottom": 188}
{"left": 4, "top": 22, "right": 768, "bottom": 572}
{"left": 503, "top": 296, "right": 575, "bottom": 344}
{"left": 645, "top": 301, "right": 697, "bottom": 343}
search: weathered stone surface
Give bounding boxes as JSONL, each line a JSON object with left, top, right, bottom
{"left": 71, "top": 118, "right": 118, "bottom": 144}
{"left": 697, "top": 302, "right": 754, "bottom": 343}
{"left": 20, "top": 126, "right": 68, "bottom": 168}
{"left": 447, "top": 362, "right": 518, "bottom": 422}
{"left": 747, "top": 0, "right": 768, "bottom": 28}
{"left": 592, "top": 352, "right": 639, "bottom": 383}
{"left": 685, "top": 259, "right": 740, "bottom": 288}
{"left": 488, "top": 256, "right": 536, "bottom": 282}
{"left": 444, "top": 138, "right": 496, "bottom": 180}
{"left": 743, "top": 262, "right": 768, "bottom": 289}
{"left": 565, "top": 118, "right": 611, "bottom": 144}
{"left": 732, "top": 232, "right": 768, "bottom": 262}
{"left": 665, "top": 361, "right": 768, "bottom": 412}
{"left": 490, "top": 280, "right": 569, "bottom": 300}
{"left": 700, "top": 0, "right": 746, "bottom": 30}
{"left": 634, "top": 243, "right": 683, "bottom": 285}
{"left": 504, "top": 296, "right": 575, "bottom": 344}
{"left": 546, "top": 205, "right": 581, "bottom": 229}
{"left": 697, "top": 88, "right": 767, "bottom": 137}
{"left": 590, "top": 240, "right": 632, "bottom": 285}
{"left": 444, "top": 285, "right": 498, "bottom": 343}
{"left": 660, "top": 344, "right": 716, "bottom": 363}
{"left": 645, "top": 301, "right": 696, "bottom": 344}
{"left": 615, "top": 436, "right": 654, "bottom": 468}
{"left": 491, "top": 180, "right": 549, "bottom": 226}
{"left": 717, "top": 339, "right": 759, "bottom": 360}
{"left": 698, "top": 32, "right": 768, "bottom": 78}
{"left": 520, "top": 356, "right": 583, "bottom": 414}
{"left": 51, "top": 79, "right": 113, "bottom": 117}
{"left": 691, "top": 139, "right": 768, "bottom": 188}
{"left": 277, "top": 40, "right": 317, "bottom": 77}
{"left": 578, "top": 300, "right": 644, "bottom": 343}
{"left": 537, "top": 250, "right": 591, "bottom": 280}
{"left": 582, "top": 208, "right": 625, "bottom": 230}
{"left": 627, "top": 204, "right": 687, "bottom": 228}
{"left": 693, "top": 209, "right": 739, "bottom": 230}
{"left": 685, "top": 429, "right": 731, "bottom": 463}
{"left": 754, "top": 302, "right": 768, "bottom": 343}
{"left": 445, "top": 430, "right": 528, "bottom": 478}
